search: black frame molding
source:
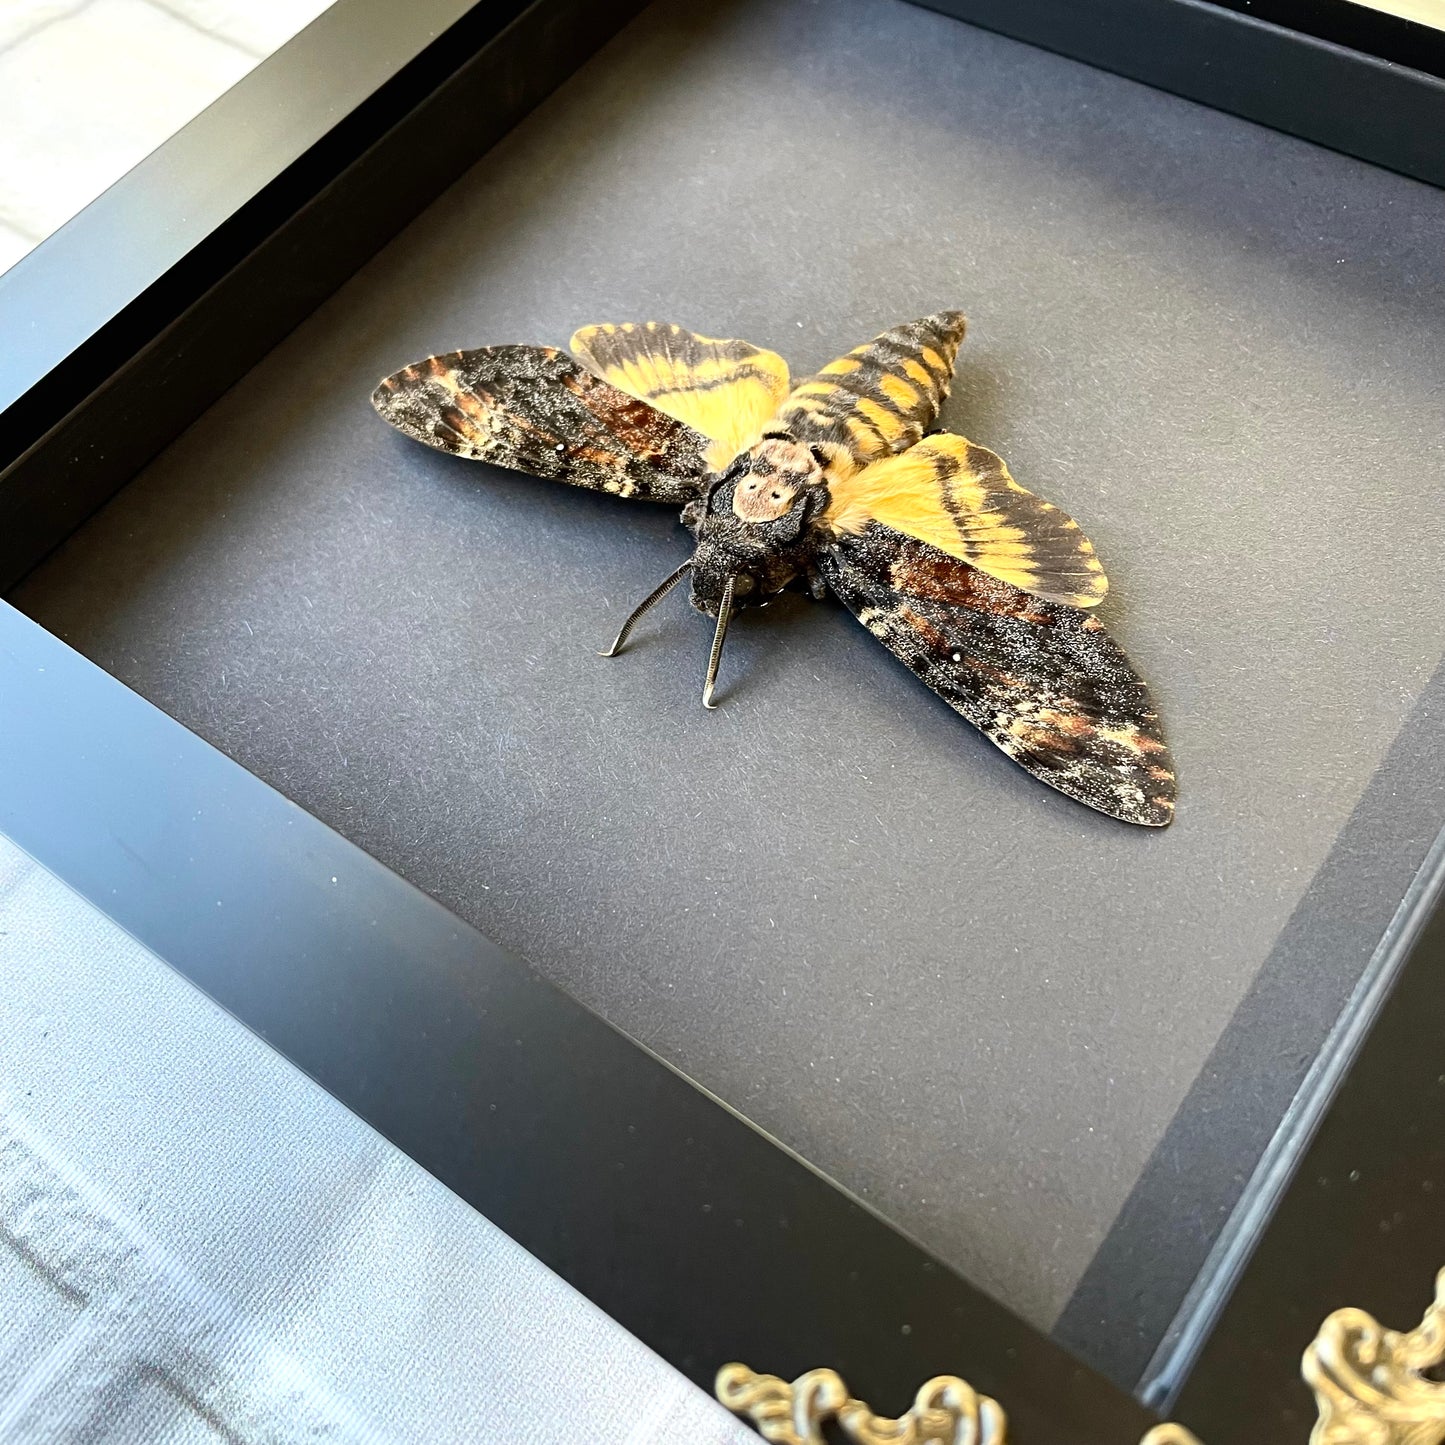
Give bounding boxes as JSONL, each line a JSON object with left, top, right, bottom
{"left": 917, "top": 0, "right": 1445, "bottom": 192}
{"left": 3, "top": 2, "right": 1444, "bottom": 1440}
{"left": 1144, "top": 825, "right": 1445, "bottom": 1413}
{"left": 0, "top": 0, "right": 647, "bottom": 590}
{"left": 0, "top": 601, "right": 1158, "bottom": 1442}
{"left": 1173, "top": 829, "right": 1445, "bottom": 1441}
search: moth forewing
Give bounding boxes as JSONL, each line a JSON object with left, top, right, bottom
{"left": 371, "top": 345, "right": 712, "bottom": 503}
{"left": 822, "top": 525, "right": 1174, "bottom": 827}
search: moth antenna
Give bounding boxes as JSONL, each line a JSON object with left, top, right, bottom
{"left": 701, "top": 575, "right": 737, "bottom": 711}
{"left": 599, "top": 560, "right": 693, "bottom": 657}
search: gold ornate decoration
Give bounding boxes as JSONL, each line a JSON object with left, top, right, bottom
{"left": 715, "top": 1363, "right": 1007, "bottom": 1445}
{"left": 1140, "top": 1427, "right": 1203, "bottom": 1445}
{"left": 1304, "top": 1268, "right": 1445, "bottom": 1445}
{"left": 717, "top": 1267, "right": 1445, "bottom": 1445}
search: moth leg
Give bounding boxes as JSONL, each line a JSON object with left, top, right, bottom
{"left": 804, "top": 562, "right": 828, "bottom": 600}
{"left": 701, "top": 575, "right": 737, "bottom": 710}
{"left": 599, "top": 560, "right": 692, "bottom": 657}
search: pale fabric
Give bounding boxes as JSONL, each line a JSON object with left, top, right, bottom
{"left": 0, "top": 834, "right": 754, "bottom": 1445}
{"left": 0, "top": 0, "right": 335, "bottom": 271}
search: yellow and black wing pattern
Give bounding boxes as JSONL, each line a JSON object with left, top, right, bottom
{"left": 372, "top": 346, "right": 712, "bottom": 503}
{"left": 824, "top": 432, "right": 1108, "bottom": 609}
{"left": 770, "top": 311, "right": 969, "bottom": 476}
{"left": 571, "top": 322, "right": 791, "bottom": 471}
{"left": 821, "top": 525, "right": 1174, "bottom": 827}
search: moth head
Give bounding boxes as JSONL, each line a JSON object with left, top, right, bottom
{"left": 728, "top": 437, "right": 826, "bottom": 524}
{"left": 688, "top": 548, "right": 756, "bottom": 617}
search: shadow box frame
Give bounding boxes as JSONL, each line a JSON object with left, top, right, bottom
{"left": 1, "top": 1, "right": 1444, "bottom": 1441}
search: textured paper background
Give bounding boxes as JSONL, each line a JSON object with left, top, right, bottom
{"left": 16, "top": 0, "right": 1445, "bottom": 1372}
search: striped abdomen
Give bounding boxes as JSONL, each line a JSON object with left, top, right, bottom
{"left": 769, "top": 311, "right": 968, "bottom": 476}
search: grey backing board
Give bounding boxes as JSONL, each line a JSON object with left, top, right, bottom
{"left": 15, "top": 0, "right": 1445, "bottom": 1385}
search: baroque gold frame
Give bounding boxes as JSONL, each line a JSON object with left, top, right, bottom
{"left": 718, "top": 1268, "right": 1445, "bottom": 1445}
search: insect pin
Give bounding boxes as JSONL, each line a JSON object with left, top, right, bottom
{"left": 372, "top": 313, "right": 1175, "bottom": 826}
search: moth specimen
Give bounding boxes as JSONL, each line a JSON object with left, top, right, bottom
{"left": 372, "top": 312, "right": 1175, "bottom": 826}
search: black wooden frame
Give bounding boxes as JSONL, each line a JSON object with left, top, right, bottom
{"left": 918, "top": 0, "right": 1445, "bottom": 191}
{"left": 2, "top": 2, "right": 1442, "bottom": 1441}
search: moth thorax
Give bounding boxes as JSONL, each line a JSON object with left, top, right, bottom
{"left": 731, "top": 438, "right": 821, "bottom": 523}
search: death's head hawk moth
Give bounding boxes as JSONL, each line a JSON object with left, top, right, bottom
{"left": 372, "top": 313, "right": 1176, "bottom": 827}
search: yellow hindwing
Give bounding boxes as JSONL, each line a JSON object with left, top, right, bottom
{"left": 570, "top": 323, "right": 790, "bottom": 471}
{"left": 825, "top": 432, "right": 1109, "bottom": 608}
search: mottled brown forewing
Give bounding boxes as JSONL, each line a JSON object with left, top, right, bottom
{"left": 822, "top": 524, "right": 1175, "bottom": 826}
{"left": 371, "top": 346, "right": 712, "bottom": 504}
